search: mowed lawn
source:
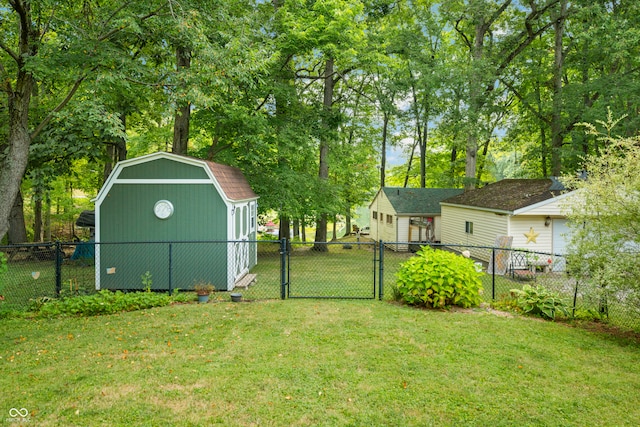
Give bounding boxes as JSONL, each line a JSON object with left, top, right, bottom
{"left": 1, "top": 300, "right": 639, "bottom": 426}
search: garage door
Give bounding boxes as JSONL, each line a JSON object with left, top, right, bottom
{"left": 552, "top": 219, "right": 570, "bottom": 272}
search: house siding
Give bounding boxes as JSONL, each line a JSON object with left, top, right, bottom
{"left": 370, "top": 191, "right": 395, "bottom": 242}
{"left": 518, "top": 198, "right": 565, "bottom": 216}
{"left": 434, "top": 216, "right": 442, "bottom": 242}
{"left": 441, "top": 205, "right": 509, "bottom": 261}
{"left": 510, "top": 216, "right": 553, "bottom": 253}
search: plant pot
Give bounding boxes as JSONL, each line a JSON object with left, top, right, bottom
{"left": 230, "top": 293, "right": 242, "bottom": 302}
{"left": 197, "top": 294, "right": 209, "bottom": 304}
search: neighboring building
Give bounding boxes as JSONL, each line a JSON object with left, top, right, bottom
{"left": 93, "top": 152, "right": 259, "bottom": 291}
{"left": 440, "top": 178, "right": 573, "bottom": 270}
{"left": 369, "top": 187, "right": 464, "bottom": 251}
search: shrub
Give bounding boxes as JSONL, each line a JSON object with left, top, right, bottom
{"left": 395, "top": 246, "right": 483, "bottom": 309}
{"left": 33, "top": 290, "right": 191, "bottom": 317}
{"left": 194, "top": 282, "right": 215, "bottom": 295}
{"left": 510, "top": 284, "right": 569, "bottom": 320}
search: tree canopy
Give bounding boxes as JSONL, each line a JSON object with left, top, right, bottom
{"left": 2, "top": 0, "right": 640, "bottom": 243}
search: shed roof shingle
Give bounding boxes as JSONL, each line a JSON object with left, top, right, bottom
{"left": 204, "top": 160, "right": 258, "bottom": 201}
{"left": 440, "top": 179, "right": 567, "bottom": 212}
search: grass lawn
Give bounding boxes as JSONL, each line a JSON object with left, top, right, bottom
{"left": 1, "top": 300, "right": 639, "bottom": 426}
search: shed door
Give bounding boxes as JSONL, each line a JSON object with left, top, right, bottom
{"left": 234, "top": 205, "right": 250, "bottom": 279}
{"left": 552, "top": 219, "right": 570, "bottom": 272}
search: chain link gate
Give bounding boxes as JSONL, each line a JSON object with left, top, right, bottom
{"left": 283, "top": 240, "right": 379, "bottom": 299}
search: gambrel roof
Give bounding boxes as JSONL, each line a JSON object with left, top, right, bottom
{"left": 440, "top": 178, "right": 569, "bottom": 213}
{"left": 203, "top": 160, "right": 258, "bottom": 201}
{"left": 94, "top": 152, "right": 258, "bottom": 205}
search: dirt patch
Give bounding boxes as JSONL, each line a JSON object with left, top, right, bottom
{"left": 448, "top": 303, "right": 513, "bottom": 318}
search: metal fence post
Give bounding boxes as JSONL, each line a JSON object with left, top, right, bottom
{"left": 280, "top": 238, "right": 287, "bottom": 300}
{"left": 573, "top": 279, "right": 579, "bottom": 317}
{"left": 168, "top": 243, "right": 173, "bottom": 295}
{"left": 491, "top": 247, "right": 496, "bottom": 300}
{"left": 55, "top": 241, "right": 62, "bottom": 297}
{"left": 378, "top": 240, "right": 384, "bottom": 301}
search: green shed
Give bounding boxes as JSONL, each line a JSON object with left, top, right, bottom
{"left": 93, "top": 152, "right": 259, "bottom": 291}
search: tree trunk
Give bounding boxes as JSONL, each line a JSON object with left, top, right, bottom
{"left": 404, "top": 139, "right": 419, "bottom": 188}
{"left": 293, "top": 219, "right": 300, "bottom": 239}
{"left": 8, "top": 190, "right": 28, "bottom": 244}
{"left": 331, "top": 216, "right": 337, "bottom": 241}
{"left": 301, "top": 217, "right": 307, "bottom": 242}
{"left": 380, "top": 112, "right": 388, "bottom": 188}
{"left": 550, "top": 0, "right": 567, "bottom": 176}
{"left": 279, "top": 215, "right": 290, "bottom": 241}
{"left": 313, "top": 58, "right": 335, "bottom": 251}
{"left": 44, "top": 194, "right": 52, "bottom": 242}
{"left": 172, "top": 46, "right": 191, "bottom": 155}
{"left": 279, "top": 215, "right": 291, "bottom": 252}
{"left": 33, "top": 185, "right": 43, "bottom": 242}
{"left": 464, "top": 21, "right": 487, "bottom": 191}
{"left": 420, "top": 114, "right": 427, "bottom": 188}
{"left": 0, "top": 1, "right": 37, "bottom": 241}
{"left": 104, "top": 144, "right": 116, "bottom": 183}
{"left": 104, "top": 113, "right": 128, "bottom": 182}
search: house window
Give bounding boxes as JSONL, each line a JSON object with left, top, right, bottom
{"left": 372, "top": 211, "right": 378, "bottom": 220}
{"left": 380, "top": 214, "right": 383, "bottom": 223}
{"left": 465, "top": 221, "right": 473, "bottom": 235}
{"left": 386, "top": 214, "right": 393, "bottom": 225}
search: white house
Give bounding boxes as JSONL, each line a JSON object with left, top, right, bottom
{"left": 440, "top": 178, "right": 574, "bottom": 270}
{"left": 369, "top": 187, "right": 464, "bottom": 251}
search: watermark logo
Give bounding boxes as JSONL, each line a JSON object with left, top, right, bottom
{"left": 7, "top": 408, "right": 30, "bottom": 423}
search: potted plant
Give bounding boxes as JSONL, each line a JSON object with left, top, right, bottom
{"left": 194, "top": 283, "right": 215, "bottom": 303}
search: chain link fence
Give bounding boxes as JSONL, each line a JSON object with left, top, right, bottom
{"left": 1, "top": 240, "right": 638, "bottom": 331}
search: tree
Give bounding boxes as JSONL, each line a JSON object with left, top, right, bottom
{"left": 563, "top": 116, "right": 640, "bottom": 318}
{"left": 0, "top": 1, "right": 165, "bottom": 240}
{"left": 442, "top": 0, "right": 560, "bottom": 189}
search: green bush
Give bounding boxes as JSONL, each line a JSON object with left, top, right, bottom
{"left": 395, "top": 247, "right": 484, "bottom": 309}
{"left": 33, "top": 290, "right": 191, "bottom": 317}
{"left": 510, "top": 284, "right": 569, "bottom": 320}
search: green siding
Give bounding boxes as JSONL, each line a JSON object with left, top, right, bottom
{"left": 98, "top": 242, "right": 229, "bottom": 291}
{"left": 99, "top": 183, "right": 229, "bottom": 290}
{"left": 101, "top": 184, "right": 226, "bottom": 241}
{"left": 118, "top": 158, "right": 209, "bottom": 180}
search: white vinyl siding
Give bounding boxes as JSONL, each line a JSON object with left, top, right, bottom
{"left": 441, "top": 205, "right": 509, "bottom": 261}
{"left": 509, "top": 216, "right": 553, "bottom": 253}
{"left": 370, "top": 191, "right": 396, "bottom": 243}
{"left": 520, "top": 201, "right": 564, "bottom": 216}
{"left": 395, "top": 217, "right": 410, "bottom": 250}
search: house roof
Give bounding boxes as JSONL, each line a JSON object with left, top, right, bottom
{"left": 440, "top": 178, "right": 568, "bottom": 212}
{"left": 380, "top": 187, "right": 464, "bottom": 215}
{"left": 203, "top": 160, "right": 258, "bottom": 201}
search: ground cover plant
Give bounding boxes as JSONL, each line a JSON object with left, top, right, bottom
{"left": 1, "top": 300, "right": 639, "bottom": 426}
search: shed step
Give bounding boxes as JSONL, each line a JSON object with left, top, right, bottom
{"left": 234, "top": 273, "right": 257, "bottom": 289}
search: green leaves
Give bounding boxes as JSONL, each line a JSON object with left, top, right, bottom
{"left": 32, "top": 290, "right": 191, "bottom": 318}
{"left": 394, "top": 246, "right": 484, "bottom": 309}
{"left": 510, "top": 285, "right": 569, "bottom": 321}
